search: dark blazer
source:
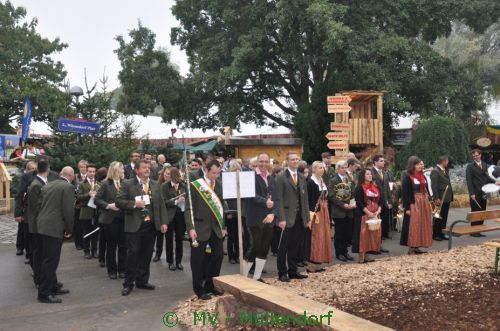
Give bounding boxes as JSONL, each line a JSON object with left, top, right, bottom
{"left": 371, "top": 167, "right": 392, "bottom": 207}
{"left": 245, "top": 172, "right": 280, "bottom": 227}
{"left": 26, "top": 176, "right": 46, "bottom": 234}
{"left": 116, "top": 177, "right": 169, "bottom": 232}
{"left": 94, "top": 179, "right": 123, "bottom": 224}
{"left": 161, "top": 181, "right": 186, "bottom": 224}
{"left": 430, "top": 166, "right": 453, "bottom": 203}
{"left": 184, "top": 178, "right": 226, "bottom": 241}
{"left": 400, "top": 171, "right": 431, "bottom": 210}
{"left": 307, "top": 178, "right": 327, "bottom": 212}
{"left": 328, "top": 174, "right": 354, "bottom": 219}
{"left": 15, "top": 170, "right": 59, "bottom": 218}
{"left": 124, "top": 163, "right": 135, "bottom": 179}
{"left": 466, "top": 161, "right": 494, "bottom": 196}
{"left": 276, "top": 169, "right": 309, "bottom": 228}
{"left": 322, "top": 166, "right": 335, "bottom": 187}
{"left": 37, "top": 178, "right": 75, "bottom": 240}
{"left": 76, "top": 178, "right": 101, "bottom": 220}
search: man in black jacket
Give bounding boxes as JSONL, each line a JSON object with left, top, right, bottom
{"left": 430, "top": 156, "right": 454, "bottom": 241}
{"left": 243, "top": 153, "right": 280, "bottom": 281}
{"left": 372, "top": 155, "right": 392, "bottom": 249}
{"left": 466, "top": 149, "right": 498, "bottom": 237}
{"left": 124, "top": 151, "right": 141, "bottom": 179}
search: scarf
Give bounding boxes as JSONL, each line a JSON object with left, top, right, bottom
{"left": 410, "top": 171, "right": 427, "bottom": 193}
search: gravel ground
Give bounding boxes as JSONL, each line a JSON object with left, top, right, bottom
{"left": 175, "top": 244, "right": 500, "bottom": 330}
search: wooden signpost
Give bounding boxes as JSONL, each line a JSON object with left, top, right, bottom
{"left": 327, "top": 94, "right": 352, "bottom": 157}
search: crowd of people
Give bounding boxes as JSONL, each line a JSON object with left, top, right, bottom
{"left": 11, "top": 147, "right": 499, "bottom": 303}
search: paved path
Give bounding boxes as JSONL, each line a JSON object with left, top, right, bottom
{"left": 0, "top": 208, "right": 497, "bottom": 331}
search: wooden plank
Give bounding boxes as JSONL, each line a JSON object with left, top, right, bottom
{"left": 377, "top": 95, "right": 384, "bottom": 150}
{"left": 371, "top": 119, "right": 376, "bottom": 144}
{"left": 327, "top": 141, "right": 348, "bottom": 150}
{"left": 484, "top": 241, "right": 500, "bottom": 248}
{"left": 214, "top": 274, "right": 392, "bottom": 331}
{"left": 330, "top": 122, "right": 350, "bottom": 131}
{"left": 466, "top": 209, "right": 500, "bottom": 222}
{"left": 327, "top": 95, "right": 352, "bottom": 104}
{"left": 326, "top": 132, "right": 349, "bottom": 141}
{"left": 444, "top": 224, "right": 500, "bottom": 235}
{"left": 328, "top": 105, "right": 352, "bottom": 113}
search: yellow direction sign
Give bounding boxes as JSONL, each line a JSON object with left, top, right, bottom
{"left": 327, "top": 96, "right": 352, "bottom": 104}
{"left": 327, "top": 104, "right": 352, "bottom": 113}
{"left": 327, "top": 141, "right": 349, "bottom": 149}
{"left": 330, "top": 122, "right": 350, "bottom": 131}
{"left": 325, "top": 132, "right": 349, "bottom": 140}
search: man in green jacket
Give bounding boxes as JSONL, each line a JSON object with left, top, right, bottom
{"left": 116, "top": 159, "right": 168, "bottom": 296}
{"left": 37, "top": 166, "right": 75, "bottom": 303}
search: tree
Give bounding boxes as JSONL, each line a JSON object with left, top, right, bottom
{"left": 396, "top": 116, "right": 470, "bottom": 170}
{"left": 169, "top": 0, "right": 499, "bottom": 134}
{"left": 114, "top": 23, "right": 184, "bottom": 122}
{"left": 0, "top": 1, "right": 68, "bottom": 132}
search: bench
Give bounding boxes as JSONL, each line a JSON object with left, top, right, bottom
{"left": 483, "top": 240, "right": 500, "bottom": 276}
{"left": 214, "top": 274, "right": 392, "bottom": 331}
{"left": 444, "top": 209, "right": 500, "bottom": 250}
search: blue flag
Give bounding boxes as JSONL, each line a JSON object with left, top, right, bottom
{"left": 21, "top": 97, "right": 32, "bottom": 144}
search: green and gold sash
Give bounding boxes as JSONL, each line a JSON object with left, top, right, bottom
{"left": 191, "top": 178, "right": 224, "bottom": 229}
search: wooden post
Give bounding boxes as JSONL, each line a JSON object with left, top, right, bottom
{"left": 377, "top": 95, "right": 384, "bottom": 152}
{"left": 236, "top": 170, "right": 244, "bottom": 275}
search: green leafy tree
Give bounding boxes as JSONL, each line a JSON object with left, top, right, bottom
{"left": 114, "top": 23, "right": 183, "bottom": 122}
{"left": 396, "top": 116, "right": 470, "bottom": 170}
{"left": 0, "top": 1, "right": 68, "bottom": 132}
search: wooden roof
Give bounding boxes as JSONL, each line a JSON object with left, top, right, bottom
{"left": 341, "top": 90, "right": 386, "bottom": 103}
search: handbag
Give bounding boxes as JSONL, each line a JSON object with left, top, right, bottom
{"left": 309, "top": 190, "right": 324, "bottom": 225}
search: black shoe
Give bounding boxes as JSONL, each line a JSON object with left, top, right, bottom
{"left": 52, "top": 287, "right": 70, "bottom": 295}
{"left": 198, "top": 293, "right": 212, "bottom": 300}
{"left": 470, "top": 233, "right": 482, "bottom": 237}
{"left": 380, "top": 248, "right": 389, "bottom": 253}
{"left": 344, "top": 253, "right": 354, "bottom": 261}
{"left": 256, "top": 278, "right": 266, "bottom": 283}
{"left": 176, "top": 264, "right": 184, "bottom": 270}
{"left": 168, "top": 263, "right": 176, "bottom": 271}
{"left": 235, "top": 258, "right": 240, "bottom": 264}
{"left": 433, "top": 236, "right": 443, "bottom": 241}
{"left": 440, "top": 234, "right": 449, "bottom": 240}
{"left": 16, "top": 249, "right": 23, "bottom": 256}
{"left": 296, "top": 262, "right": 305, "bottom": 267}
{"left": 478, "top": 233, "right": 486, "bottom": 237}
{"left": 415, "top": 249, "right": 427, "bottom": 254}
{"left": 278, "top": 275, "right": 290, "bottom": 282}
{"left": 382, "top": 235, "right": 392, "bottom": 240}
{"left": 55, "top": 282, "right": 63, "bottom": 289}
{"left": 109, "top": 273, "right": 117, "bottom": 280}
{"left": 24, "top": 258, "right": 31, "bottom": 264}
{"left": 289, "top": 273, "right": 308, "bottom": 279}
{"left": 84, "top": 253, "right": 91, "bottom": 259}
{"left": 38, "top": 295, "right": 62, "bottom": 303}
{"left": 118, "top": 273, "right": 126, "bottom": 279}
{"left": 99, "top": 261, "right": 105, "bottom": 268}
{"left": 211, "top": 289, "right": 223, "bottom": 296}
{"left": 336, "top": 255, "right": 348, "bottom": 262}
{"left": 91, "top": 252, "right": 98, "bottom": 258}
{"left": 249, "top": 265, "right": 255, "bottom": 275}
{"left": 136, "top": 283, "right": 155, "bottom": 290}
{"left": 152, "top": 255, "right": 160, "bottom": 262}
{"left": 75, "top": 246, "right": 83, "bottom": 251}
{"left": 121, "top": 287, "right": 133, "bottom": 296}
{"left": 229, "top": 258, "right": 237, "bottom": 264}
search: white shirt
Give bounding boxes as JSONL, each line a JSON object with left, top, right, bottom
{"left": 36, "top": 175, "right": 47, "bottom": 184}
{"left": 287, "top": 168, "right": 298, "bottom": 177}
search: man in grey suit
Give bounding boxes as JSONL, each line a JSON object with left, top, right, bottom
{"left": 276, "top": 152, "right": 309, "bottom": 282}
{"left": 37, "top": 167, "right": 75, "bottom": 303}
{"left": 185, "top": 159, "right": 226, "bottom": 300}
{"left": 116, "top": 159, "right": 169, "bottom": 296}
{"left": 430, "top": 156, "right": 454, "bottom": 241}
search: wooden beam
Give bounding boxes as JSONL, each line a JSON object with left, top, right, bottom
{"left": 377, "top": 95, "right": 384, "bottom": 150}
{"left": 214, "top": 274, "right": 392, "bottom": 331}
{"left": 466, "top": 209, "right": 500, "bottom": 222}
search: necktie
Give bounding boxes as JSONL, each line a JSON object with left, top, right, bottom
{"left": 175, "top": 184, "right": 179, "bottom": 193}
{"left": 210, "top": 180, "right": 215, "bottom": 191}
{"left": 143, "top": 181, "right": 151, "bottom": 222}
{"left": 379, "top": 170, "right": 384, "bottom": 181}
{"left": 342, "top": 176, "right": 347, "bottom": 184}
{"left": 115, "top": 181, "right": 120, "bottom": 191}
{"left": 90, "top": 180, "right": 94, "bottom": 191}
{"left": 292, "top": 173, "right": 298, "bottom": 186}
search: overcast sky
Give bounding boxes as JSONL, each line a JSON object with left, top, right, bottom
{"left": 9, "top": 0, "right": 499, "bottom": 138}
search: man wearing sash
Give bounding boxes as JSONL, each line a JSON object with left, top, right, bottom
{"left": 185, "top": 159, "right": 226, "bottom": 300}
{"left": 116, "top": 159, "right": 169, "bottom": 296}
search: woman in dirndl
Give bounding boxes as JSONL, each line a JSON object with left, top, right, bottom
{"left": 400, "top": 156, "right": 433, "bottom": 254}
{"left": 306, "top": 161, "right": 333, "bottom": 273}
{"left": 352, "top": 168, "right": 382, "bottom": 263}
